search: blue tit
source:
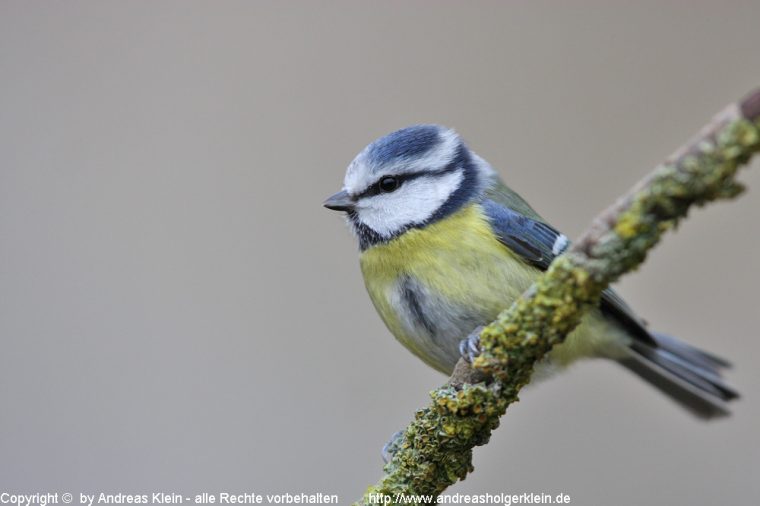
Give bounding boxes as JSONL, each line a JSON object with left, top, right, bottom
{"left": 324, "top": 124, "right": 737, "bottom": 418}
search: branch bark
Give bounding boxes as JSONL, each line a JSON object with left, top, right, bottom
{"left": 358, "top": 88, "right": 760, "bottom": 505}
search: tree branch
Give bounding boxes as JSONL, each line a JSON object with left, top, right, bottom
{"left": 358, "top": 88, "right": 760, "bottom": 505}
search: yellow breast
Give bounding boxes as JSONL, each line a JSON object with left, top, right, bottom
{"left": 359, "top": 204, "right": 539, "bottom": 371}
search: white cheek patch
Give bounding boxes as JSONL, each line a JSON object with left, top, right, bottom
{"left": 355, "top": 170, "right": 464, "bottom": 238}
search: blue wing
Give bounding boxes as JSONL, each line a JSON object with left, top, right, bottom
{"left": 481, "top": 199, "right": 568, "bottom": 270}
{"left": 481, "top": 198, "right": 659, "bottom": 345}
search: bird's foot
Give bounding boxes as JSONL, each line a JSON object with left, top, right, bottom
{"left": 381, "top": 430, "right": 405, "bottom": 464}
{"left": 459, "top": 326, "right": 484, "bottom": 364}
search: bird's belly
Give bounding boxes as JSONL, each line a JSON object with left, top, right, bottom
{"left": 389, "top": 275, "right": 499, "bottom": 373}
{"left": 384, "top": 269, "right": 628, "bottom": 377}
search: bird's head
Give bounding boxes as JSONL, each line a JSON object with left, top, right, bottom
{"left": 324, "top": 125, "right": 494, "bottom": 249}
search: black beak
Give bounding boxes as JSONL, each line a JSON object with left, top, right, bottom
{"left": 323, "top": 190, "right": 354, "bottom": 212}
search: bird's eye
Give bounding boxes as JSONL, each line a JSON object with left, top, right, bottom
{"left": 379, "top": 176, "right": 399, "bottom": 193}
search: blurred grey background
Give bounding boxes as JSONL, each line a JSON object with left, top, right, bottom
{"left": 1, "top": 1, "right": 759, "bottom": 504}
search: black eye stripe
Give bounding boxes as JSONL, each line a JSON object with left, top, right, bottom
{"left": 354, "top": 173, "right": 409, "bottom": 199}
{"left": 354, "top": 163, "right": 460, "bottom": 200}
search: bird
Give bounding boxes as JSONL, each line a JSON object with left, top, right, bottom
{"left": 324, "top": 124, "right": 738, "bottom": 419}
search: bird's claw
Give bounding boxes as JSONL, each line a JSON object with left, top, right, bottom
{"left": 459, "top": 326, "right": 484, "bottom": 363}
